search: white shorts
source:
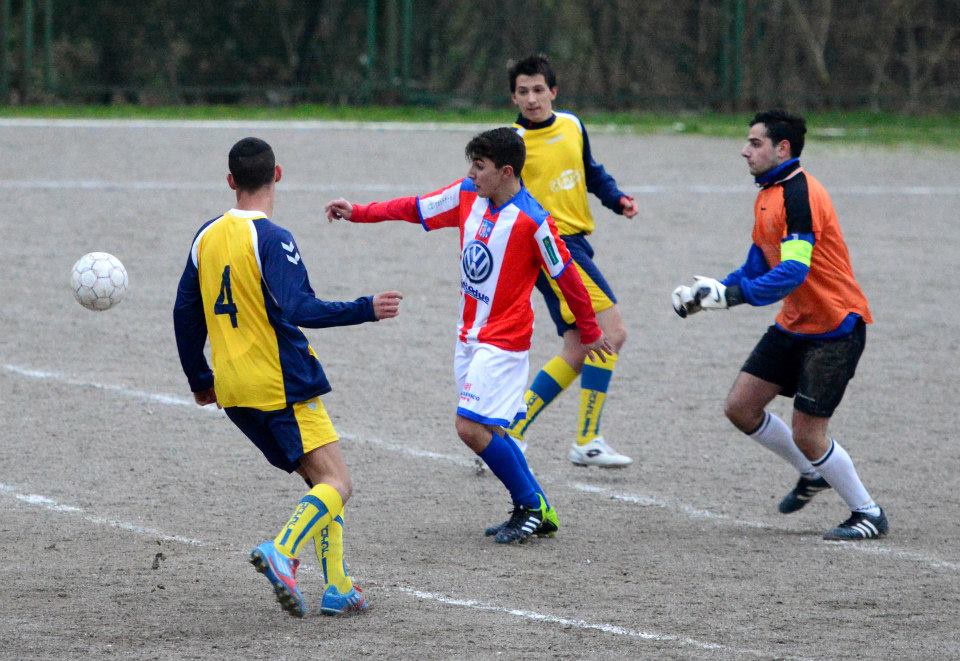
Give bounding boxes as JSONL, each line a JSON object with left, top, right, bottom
{"left": 453, "top": 342, "right": 529, "bottom": 427}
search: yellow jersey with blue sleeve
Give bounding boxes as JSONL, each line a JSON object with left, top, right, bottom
{"left": 513, "top": 111, "right": 628, "bottom": 236}
{"left": 173, "top": 208, "right": 377, "bottom": 410}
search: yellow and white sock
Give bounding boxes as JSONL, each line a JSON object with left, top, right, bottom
{"left": 508, "top": 356, "right": 578, "bottom": 441}
{"left": 274, "top": 483, "right": 343, "bottom": 559}
{"left": 316, "top": 511, "right": 353, "bottom": 593}
{"left": 577, "top": 352, "right": 618, "bottom": 446}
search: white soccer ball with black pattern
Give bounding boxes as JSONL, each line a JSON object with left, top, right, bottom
{"left": 70, "top": 252, "right": 128, "bottom": 311}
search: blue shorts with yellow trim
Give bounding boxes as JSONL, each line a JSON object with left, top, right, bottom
{"left": 535, "top": 233, "right": 617, "bottom": 337}
{"left": 225, "top": 396, "right": 339, "bottom": 473}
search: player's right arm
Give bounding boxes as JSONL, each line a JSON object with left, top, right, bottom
{"left": 173, "top": 250, "right": 214, "bottom": 395}
{"left": 325, "top": 179, "right": 468, "bottom": 231}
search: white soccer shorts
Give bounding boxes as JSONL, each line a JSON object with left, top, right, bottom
{"left": 453, "top": 341, "right": 529, "bottom": 428}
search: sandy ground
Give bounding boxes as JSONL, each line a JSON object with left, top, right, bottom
{"left": 1, "top": 119, "right": 958, "bottom": 660}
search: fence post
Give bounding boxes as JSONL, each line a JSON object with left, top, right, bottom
{"left": 43, "top": 0, "right": 53, "bottom": 94}
{"left": 364, "top": 0, "right": 377, "bottom": 102}
{"left": 401, "top": 0, "right": 412, "bottom": 102}
{"left": 732, "top": 0, "right": 744, "bottom": 108}
{"left": 0, "top": 0, "right": 9, "bottom": 102}
{"left": 23, "top": 0, "right": 34, "bottom": 101}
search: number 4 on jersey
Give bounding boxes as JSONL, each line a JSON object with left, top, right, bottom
{"left": 214, "top": 265, "right": 239, "bottom": 327}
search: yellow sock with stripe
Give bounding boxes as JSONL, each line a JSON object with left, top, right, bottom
{"left": 273, "top": 483, "right": 343, "bottom": 559}
{"left": 315, "top": 510, "right": 353, "bottom": 593}
{"left": 577, "top": 352, "right": 618, "bottom": 446}
{"left": 507, "top": 356, "right": 578, "bottom": 441}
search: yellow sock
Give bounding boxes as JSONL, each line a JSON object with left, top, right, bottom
{"left": 316, "top": 510, "right": 353, "bottom": 593}
{"left": 274, "top": 483, "right": 343, "bottom": 559}
{"left": 508, "top": 356, "right": 578, "bottom": 441}
{"left": 577, "top": 352, "right": 618, "bottom": 445}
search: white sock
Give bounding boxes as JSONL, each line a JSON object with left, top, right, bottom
{"left": 813, "top": 439, "right": 880, "bottom": 515}
{"left": 749, "top": 412, "right": 821, "bottom": 479}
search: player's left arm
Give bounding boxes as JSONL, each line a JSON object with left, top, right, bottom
{"left": 733, "top": 182, "right": 815, "bottom": 306}
{"left": 536, "top": 217, "right": 612, "bottom": 358}
{"left": 581, "top": 123, "right": 636, "bottom": 217}
{"left": 257, "top": 222, "right": 380, "bottom": 329}
{"left": 689, "top": 185, "right": 814, "bottom": 310}
{"left": 172, "top": 253, "right": 214, "bottom": 394}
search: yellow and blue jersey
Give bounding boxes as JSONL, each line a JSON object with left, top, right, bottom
{"left": 513, "top": 111, "right": 627, "bottom": 236}
{"left": 173, "top": 208, "right": 376, "bottom": 410}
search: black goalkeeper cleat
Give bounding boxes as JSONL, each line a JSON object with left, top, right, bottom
{"left": 823, "top": 508, "right": 888, "bottom": 541}
{"left": 778, "top": 475, "right": 831, "bottom": 514}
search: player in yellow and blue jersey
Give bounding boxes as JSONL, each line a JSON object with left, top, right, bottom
{"left": 506, "top": 54, "right": 638, "bottom": 468}
{"left": 173, "top": 137, "right": 403, "bottom": 617}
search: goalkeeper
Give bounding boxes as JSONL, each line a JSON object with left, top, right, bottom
{"left": 672, "top": 109, "right": 888, "bottom": 541}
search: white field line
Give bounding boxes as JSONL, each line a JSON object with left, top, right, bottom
{"left": 569, "top": 482, "right": 774, "bottom": 529}
{"left": 0, "top": 482, "right": 766, "bottom": 656}
{"left": 395, "top": 588, "right": 785, "bottom": 659}
{"left": 3, "top": 178, "right": 960, "bottom": 196}
{"left": 0, "top": 483, "right": 204, "bottom": 546}
{"left": 4, "top": 362, "right": 958, "bottom": 574}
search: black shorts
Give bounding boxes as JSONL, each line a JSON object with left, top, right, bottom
{"left": 741, "top": 319, "right": 866, "bottom": 418}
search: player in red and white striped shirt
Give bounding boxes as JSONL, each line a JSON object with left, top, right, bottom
{"left": 325, "top": 128, "right": 611, "bottom": 544}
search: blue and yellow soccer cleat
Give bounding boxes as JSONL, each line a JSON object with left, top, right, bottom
{"left": 320, "top": 584, "right": 369, "bottom": 616}
{"left": 249, "top": 541, "right": 307, "bottom": 618}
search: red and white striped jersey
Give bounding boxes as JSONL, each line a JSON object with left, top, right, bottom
{"left": 350, "top": 177, "right": 600, "bottom": 352}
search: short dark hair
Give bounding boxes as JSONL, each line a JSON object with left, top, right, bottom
{"left": 228, "top": 137, "right": 276, "bottom": 190}
{"left": 508, "top": 54, "right": 557, "bottom": 93}
{"left": 750, "top": 109, "right": 807, "bottom": 158}
{"left": 465, "top": 127, "right": 526, "bottom": 176}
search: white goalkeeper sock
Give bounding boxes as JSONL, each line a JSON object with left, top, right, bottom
{"left": 812, "top": 439, "right": 880, "bottom": 515}
{"left": 749, "top": 411, "right": 821, "bottom": 479}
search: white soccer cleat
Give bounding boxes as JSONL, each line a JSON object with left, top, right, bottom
{"left": 568, "top": 436, "right": 633, "bottom": 468}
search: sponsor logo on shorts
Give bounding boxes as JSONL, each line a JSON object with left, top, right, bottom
{"left": 460, "top": 390, "right": 481, "bottom": 402}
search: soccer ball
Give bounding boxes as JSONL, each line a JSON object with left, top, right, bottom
{"left": 70, "top": 252, "right": 128, "bottom": 311}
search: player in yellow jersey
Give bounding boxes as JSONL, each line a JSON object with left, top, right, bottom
{"left": 506, "top": 54, "right": 638, "bottom": 468}
{"left": 173, "top": 137, "right": 403, "bottom": 616}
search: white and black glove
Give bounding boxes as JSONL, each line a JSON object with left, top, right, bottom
{"left": 692, "top": 276, "right": 728, "bottom": 309}
{"left": 692, "top": 275, "right": 745, "bottom": 309}
{"left": 672, "top": 285, "right": 702, "bottom": 318}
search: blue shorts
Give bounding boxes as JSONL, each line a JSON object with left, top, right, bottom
{"left": 535, "top": 233, "right": 617, "bottom": 336}
{"left": 225, "top": 396, "right": 339, "bottom": 473}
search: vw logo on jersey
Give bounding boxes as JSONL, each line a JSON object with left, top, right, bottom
{"left": 461, "top": 240, "right": 494, "bottom": 284}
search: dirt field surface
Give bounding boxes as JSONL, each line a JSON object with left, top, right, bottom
{"left": 1, "top": 119, "right": 958, "bottom": 660}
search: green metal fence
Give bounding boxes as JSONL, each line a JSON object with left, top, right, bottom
{"left": 2, "top": 1, "right": 958, "bottom": 112}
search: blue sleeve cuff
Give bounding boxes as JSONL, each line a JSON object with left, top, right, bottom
{"left": 740, "top": 260, "right": 809, "bottom": 306}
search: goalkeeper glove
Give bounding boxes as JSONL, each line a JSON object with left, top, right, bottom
{"left": 692, "top": 275, "right": 746, "bottom": 309}
{"left": 672, "top": 285, "right": 702, "bottom": 318}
